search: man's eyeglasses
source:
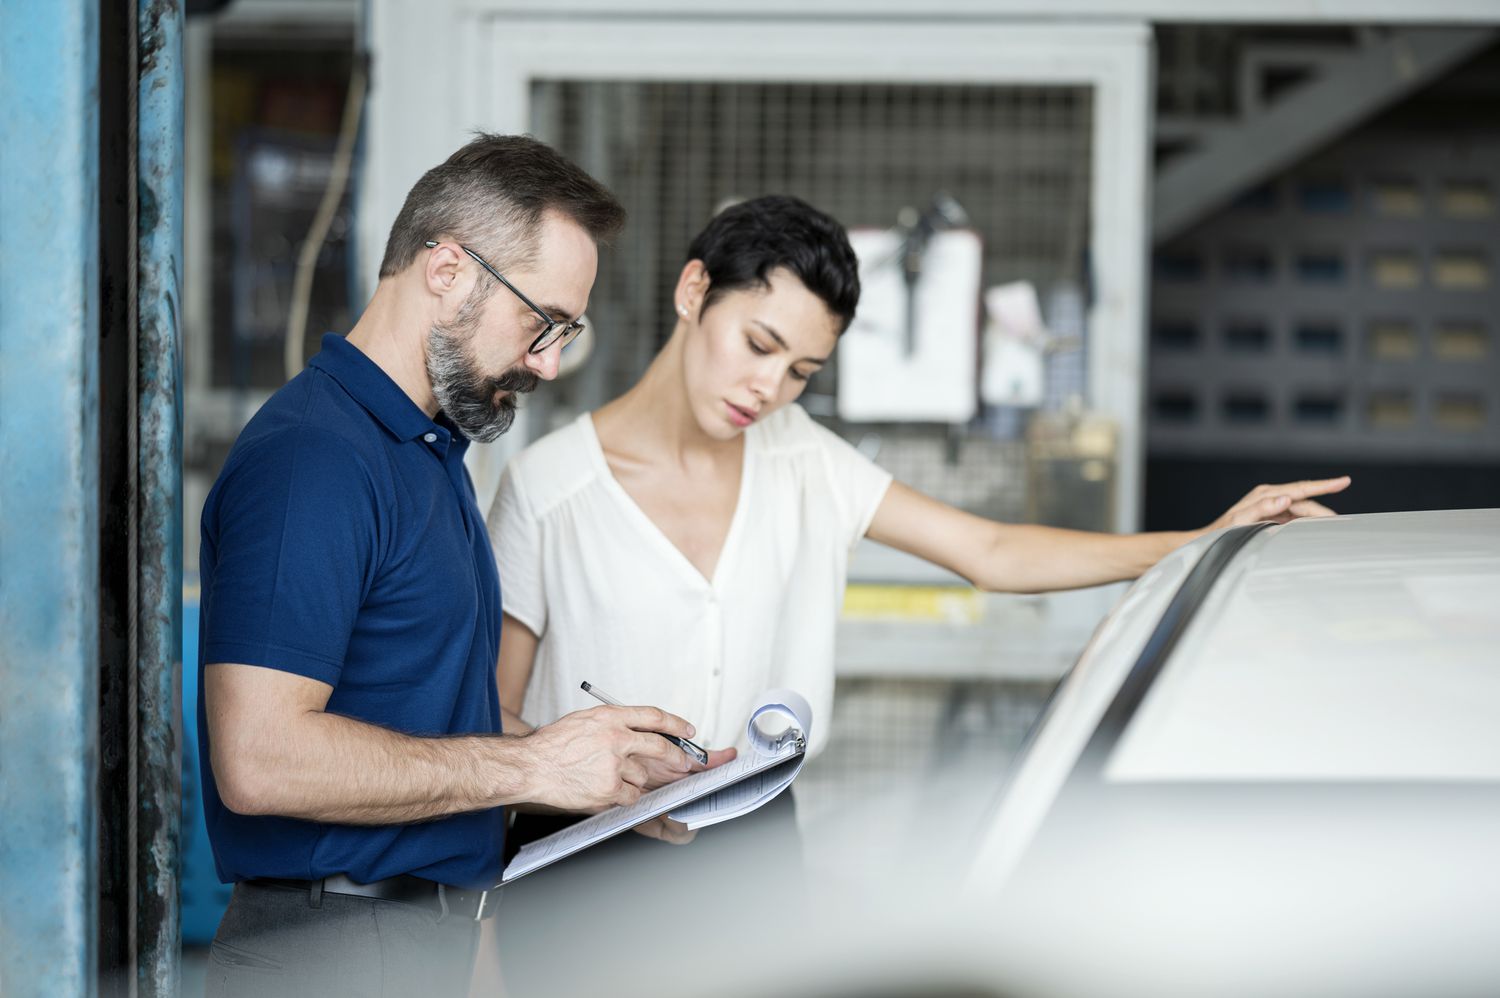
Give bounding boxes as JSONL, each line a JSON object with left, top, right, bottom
{"left": 424, "top": 240, "right": 585, "bottom": 354}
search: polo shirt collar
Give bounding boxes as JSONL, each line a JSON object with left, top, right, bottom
{"left": 309, "top": 333, "right": 452, "bottom": 447}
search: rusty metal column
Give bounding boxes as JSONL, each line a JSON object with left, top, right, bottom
{"left": 136, "top": 1, "right": 185, "bottom": 996}
{"left": 97, "top": 0, "right": 140, "bottom": 990}
{"left": 0, "top": 0, "right": 102, "bottom": 994}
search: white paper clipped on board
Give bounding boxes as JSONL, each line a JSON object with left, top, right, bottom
{"left": 499, "top": 689, "right": 813, "bottom": 883}
{"left": 669, "top": 689, "right": 812, "bottom": 829}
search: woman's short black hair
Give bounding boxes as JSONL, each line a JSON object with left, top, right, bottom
{"left": 686, "top": 195, "right": 860, "bottom": 333}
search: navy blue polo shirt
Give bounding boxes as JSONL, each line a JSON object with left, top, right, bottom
{"left": 197, "top": 333, "right": 504, "bottom": 890}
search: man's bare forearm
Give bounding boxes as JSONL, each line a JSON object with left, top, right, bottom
{"left": 208, "top": 663, "right": 697, "bottom": 823}
{"left": 214, "top": 709, "right": 535, "bottom": 824}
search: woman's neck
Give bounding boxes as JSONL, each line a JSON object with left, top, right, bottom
{"left": 595, "top": 326, "right": 735, "bottom": 470}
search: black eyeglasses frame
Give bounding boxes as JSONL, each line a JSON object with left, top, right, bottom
{"left": 423, "top": 239, "right": 584, "bottom": 355}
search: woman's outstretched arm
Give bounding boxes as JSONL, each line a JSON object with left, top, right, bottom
{"left": 864, "top": 476, "right": 1350, "bottom": 594}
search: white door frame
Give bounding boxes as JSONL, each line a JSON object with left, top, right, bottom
{"left": 365, "top": 7, "right": 1153, "bottom": 530}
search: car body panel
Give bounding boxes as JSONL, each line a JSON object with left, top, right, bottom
{"left": 967, "top": 525, "right": 1227, "bottom": 890}
{"left": 967, "top": 509, "right": 1500, "bottom": 997}
{"left": 1111, "top": 508, "right": 1500, "bottom": 782}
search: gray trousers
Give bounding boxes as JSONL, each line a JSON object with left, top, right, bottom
{"left": 206, "top": 881, "right": 480, "bottom": 998}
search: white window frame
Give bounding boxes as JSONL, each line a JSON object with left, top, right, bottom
{"left": 364, "top": 6, "right": 1152, "bottom": 530}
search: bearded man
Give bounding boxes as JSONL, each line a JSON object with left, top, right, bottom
{"left": 196, "top": 134, "right": 702, "bottom": 997}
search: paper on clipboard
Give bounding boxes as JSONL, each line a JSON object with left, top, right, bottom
{"left": 668, "top": 690, "right": 811, "bottom": 829}
{"left": 498, "top": 689, "right": 812, "bottom": 884}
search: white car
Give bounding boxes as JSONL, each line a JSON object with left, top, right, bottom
{"left": 965, "top": 508, "right": 1500, "bottom": 997}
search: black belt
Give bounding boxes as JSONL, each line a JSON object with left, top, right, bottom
{"left": 252, "top": 874, "right": 496, "bottom": 921}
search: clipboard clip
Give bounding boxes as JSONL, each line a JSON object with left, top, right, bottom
{"left": 767, "top": 727, "right": 807, "bottom": 755}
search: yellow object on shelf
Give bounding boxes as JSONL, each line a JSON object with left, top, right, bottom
{"left": 841, "top": 584, "right": 983, "bottom": 624}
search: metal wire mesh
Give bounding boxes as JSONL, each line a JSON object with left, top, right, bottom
{"left": 797, "top": 678, "right": 1054, "bottom": 820}
{"left": 532, "top": 80, "right": 1093, "bottom": 409}
{"left": 863, "top": 431, "right": 1029, "bottom": 523}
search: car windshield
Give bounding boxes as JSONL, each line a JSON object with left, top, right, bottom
{"left": 1106, "top": 512, "right": 1500, "bottom": 783}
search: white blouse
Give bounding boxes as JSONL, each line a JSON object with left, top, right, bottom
{"left": 487, "top": 403, "right": 892, "bottom": 755}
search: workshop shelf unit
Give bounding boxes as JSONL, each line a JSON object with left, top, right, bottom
{"left": 1148, "top": 130, "right": 1500, "bottom": 462}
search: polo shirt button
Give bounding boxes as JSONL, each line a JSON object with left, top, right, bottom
{"left": 423, "top": 432, "right": 438, "bottom": 443}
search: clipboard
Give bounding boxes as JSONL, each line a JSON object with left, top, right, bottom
{"left": 496, "top": 689, "right": 812, "bottom": 885}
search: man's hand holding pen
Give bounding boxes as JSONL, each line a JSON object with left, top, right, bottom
{"left": 516, "top": 704, "right": 701, "bottom": 810}
{"left": 580, "top": 679, "right": 737, "bottom": 790}
{"left": 575, "top": 679, "right": 740, "bottom": 845}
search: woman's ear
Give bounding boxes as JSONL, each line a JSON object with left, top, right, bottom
{"left": 673, "top": 259, "right": 711, "bottom": 321}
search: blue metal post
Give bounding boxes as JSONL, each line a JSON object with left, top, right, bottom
{"left": 136, "top": 1, "right": 185, "bottom": 994}
{"left": 0, "top": 0, "right": 102, "bottom": 994}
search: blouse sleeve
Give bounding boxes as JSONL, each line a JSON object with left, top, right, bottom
{"left": 487, "top": 462, "right": 547, "bottom": 637}
{"left": 808, "top": 418, "right": 894, "bottom": 548}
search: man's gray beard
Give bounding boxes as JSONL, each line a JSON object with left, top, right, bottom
{"left": 426, "top": 313, "right": 538, "bottom": 443}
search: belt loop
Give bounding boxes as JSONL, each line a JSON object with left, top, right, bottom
{"left": 308, "top": 878, "right": 324, "bottom": 910}
{"left": 435, "top": 883, "right": 450, "bottom": 924}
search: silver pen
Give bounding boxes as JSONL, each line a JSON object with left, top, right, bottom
{"left": 580, "top": 681, "right": 710, "bottom": 766}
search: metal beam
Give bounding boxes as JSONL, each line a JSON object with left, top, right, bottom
{"left": 212, "top": 0, "right": 357, "bottom": 29}
{"left": 1154, "top": 28, "right": 1498, "bottom": 244}
{"left": 137, "top": 1, "right": 186, "bottom": 994}
{"left": 456, "top": 1, "right": 1500, "bottom": 23}
{"left": 0, "top": 0, "right": 101, "bottom": 994}
{"left": 96, "top": 0, "right": 140, "bottom": 990}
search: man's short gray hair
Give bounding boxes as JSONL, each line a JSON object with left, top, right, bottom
{"left": 379, "top": 132, "right": 625, "bottom": 279}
